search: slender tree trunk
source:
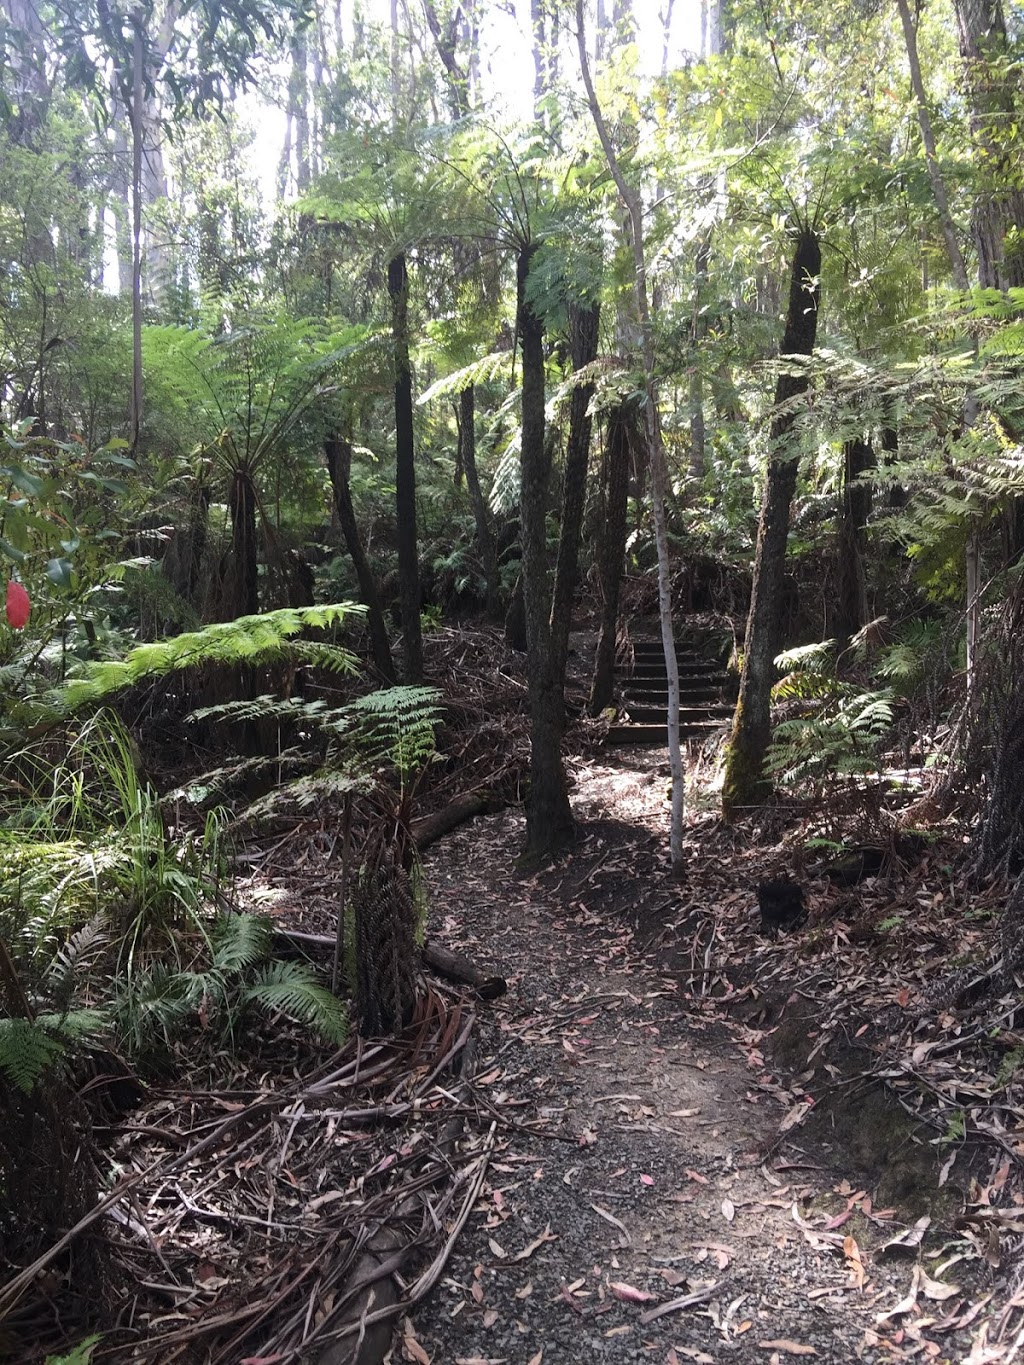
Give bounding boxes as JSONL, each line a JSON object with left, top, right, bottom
{"left": 590, "top": 402, "right": 634, "bottom": 714}
{"left": 518, "top": 244, "right": 575, "bottom": 860}
{"left": 550, "top": 299, "right": 600, "bottom": 685}
{"left": 227, "top": 467, "right": 260, "bottom": 618}
{"left": 324, "top": 433, "right": 396, "bottom": 682}
{"left": 457, "top": 386, "right": 501, "bottom": 618}
{"left": 389, "top": 251, "right": 423, "bottom": 681}
{"left": 834, "top": 438, "right": 874, "bottom": 644}
{"left": 896, "top": 0, "right": 970, "bottom": 292}
{"left": 722, "top": 227, "right": 821, "bottom": 819}
{"left": 577, "top": 2, "right": 684, "bottom": 869}
{"left": 130, "top": 14, "right": 144, "bottom": 452}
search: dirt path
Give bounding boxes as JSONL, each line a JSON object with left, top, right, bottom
{"left": 406, "top": 752, "right": 978, "bottom": 1365}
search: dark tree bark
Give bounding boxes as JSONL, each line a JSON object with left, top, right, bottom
{"left": 457, "top": 385, "right": 501, "bottom": 618}
{"left": 834, "top": 437, "right": 875, "bottom": 644}
{"left": 518, "top": 243, "right": 575, "bottom": 860}
{"left": 324, "top": 433, "right": 396, "bottom": 682}
{"left": 550, "top": 299, "right": 600, "bottom": 685}
{"left": 590, "top": 401, "right": 635, "bottom": 714}
{"left": 722, "top": 227, "right": 821, "bottom": 819}
{"left": 504, "top": 571, "right": 526, "bottom": 651}
{"left": 226, "top": 467, "right": 260, "bottom": 618}
{"left": 389, "top": 251, "right": 423, "bottom": 682}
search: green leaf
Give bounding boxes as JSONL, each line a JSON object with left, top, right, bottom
{"left": 0, "top": 535, "right": 26, "bottom": 563}
{"left": 46, "top": 557, "right": 74, "bottom": 588}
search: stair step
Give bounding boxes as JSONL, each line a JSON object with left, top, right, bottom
{"left": 606, "top": 720, "right": 724, "bottom": 745}
{"left": 624, "top": 704, "right": 733, "bottom": 724}
{"left": 622, "top": 681, "right": 728, "bottom": 699}
{"left": 622, "top": 663, "right": 726, "bottom": 679}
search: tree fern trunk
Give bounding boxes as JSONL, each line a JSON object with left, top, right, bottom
{"left": 518, "top": 243, "right": 574, "bottom": 860}
{"left": 325, "top": 432, "right": 396, "bottom": 682}
{"left": 590, "top": 401, "right": 634, "bottom": 714}
{"left": 722, "top": 227, "right": 821, "bottom": 820}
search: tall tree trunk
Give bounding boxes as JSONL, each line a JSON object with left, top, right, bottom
{"left": 590, "top": 401, "right": 635, "bottom": 714}
{"left": 896, "top": 0, "right": 970, "bottom": 291}
{"left": 227, "top": 467, "right": 260, "bottom": 618}
{"left": 389, "top": 251, "right": 423, "bottom": 681}
{"left": 722, "top": 227, "right": 821, "bottom": 820}
{"left": 325, "top": 433, "right": 396, "bottom": 682}
{"left": 129, "top": 14, "right": 143, "bottom": 452}
{"left": 952, "top": 0, "right": 1024, "bottom": 291}
{"left": 457, "top": 386, "right": 501, "bottom": 618}
{"left": 834, "top": 437, "right": 874, "bottom": 644}
{"left": 577, "top": 2, "right": 685, "bottom": 869}
{"left": 550, "top": 299, "right": 600, "bottom": 685}
{"left": 518, "top": 243, "right": 575, "bottom": 860}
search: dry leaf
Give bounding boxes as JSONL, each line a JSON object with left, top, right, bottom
{"left": 470, "top": 1279, "right": 484, "bottom": 1304}
{"left": 609, "top": 1280, "right": 657, "bottom": 1304}
{"left": 880, "top": 1215, "right": 931, "bottom": 1254}
{"left": 722, "top": 1198, "right": 736, "bottom": 1222}
{"left": 843, "top": 1234, "right": 865, "bottom": 1291}
{"left": 487, "top": 1236, "right": 506, "bottom": 1259}
{"left": 515, "top": 1281, "right": 534, "bottom": 1300}
{"left": 918, "top": 1268, "right": 960, "bottom": 1301}
{"left": 778, "top": 1100, "right": 813, "bottom": 1134}
{"left": 514, "top": 1225, "right": 557, "bottom": 1260}
{"left": 756, "top": 1341, "right": 818, "bottom": 1356}
{"left": 528, "top": 1353, "right": 543, "bottom": 1365}
{"left": 401, "top": 1320, "right": 431, "bottom": 1365}
{"left": 482, "top": 1309, "right": 499, "bottom": 1327}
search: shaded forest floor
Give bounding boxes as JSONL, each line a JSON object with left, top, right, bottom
{"left": 9, "top": 623, "right": 1024, "bottom": 1365}
{"left": 405, "top": 743, "right": 1019, "bottom": 1365}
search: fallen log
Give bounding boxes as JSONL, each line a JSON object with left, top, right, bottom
{"left": 273, "top": 930, "right": 507, "bottom": 1001}
{"left": 410, "top": 788, "right": 505, "bottom": 851}
{"left": 421, "top": 941, "right": 507, "bottom": 1000}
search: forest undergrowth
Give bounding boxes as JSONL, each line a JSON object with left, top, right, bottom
{"left": 0, "top": 620, "right": 1020, "bottom": 1364}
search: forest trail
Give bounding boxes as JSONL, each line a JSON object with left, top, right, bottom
{"left": 407, "top": 750, "right": 980, "bottom": 1365}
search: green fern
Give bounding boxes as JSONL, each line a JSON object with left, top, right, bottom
{"left": 243, "top": 960, "right": 348, "bottom": 1043}
{"left": 210, "top": 911, "right": 273, "bottom": 973}
{"left": 339, "top": 685, "right": 444, "bottom": 786}
{"left": 44, "top": 1336, "right": 102, "bottom": 1365}
{"left": 0, "top": 1010, "right": 108, "bottom": 1092}
{"left": 64, "top": 605, "right": 363, "bottom": 709}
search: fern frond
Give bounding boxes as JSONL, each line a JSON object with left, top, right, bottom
{"left": 339, "top": 685, "right": 443, "bottom": 782}
{"left": 210, "top": 913, "right": 273, "bottom": 973}
{"left": 417, "top": 350, "right": 514, "bottom": 404}
{"left": 0, "top": 1009, "right": 107, "bottom": 1092}
{"left": 65, "top": 605, "right": 364, "bottom": 708}
{"left": 244, "top": 962, "right": 348, "bottom": 1043}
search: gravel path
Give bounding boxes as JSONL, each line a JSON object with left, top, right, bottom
{"left": 404, "top": 753, "right": 967, "bottom": 1365}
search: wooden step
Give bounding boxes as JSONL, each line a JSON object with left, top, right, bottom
{"left": 625, "top": 682, "right": 731, "bottom": 704}
{"left": 623, "top": 704, "right": 733, "bottom": 724}
{"left": 606, "top": 720, "right": 725, "bottom": 745}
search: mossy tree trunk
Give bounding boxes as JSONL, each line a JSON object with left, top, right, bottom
{"left": 722, "top": 227, "right": 821, "bottom": 820}
{"left": 389, "top": 250, "right": 423, "bottom": 682}
{"left": 590, "top": 401, "right": 635, "bottom": 714}
{"left": 518, "top": 243, "right": 575, "bottom": 860}
{"left": 324, "top": 432, "right": 396, "bottom": 683}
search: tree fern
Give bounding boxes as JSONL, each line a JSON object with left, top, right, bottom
{"left": 63, "top": 604, "right": 363, "bottom": 709}
{"left": 339, "top": 685, "right": 444, "bottom": 787}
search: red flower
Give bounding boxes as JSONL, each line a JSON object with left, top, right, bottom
{"left": 6, "top": 581, "right": 30, "bottom": 629}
